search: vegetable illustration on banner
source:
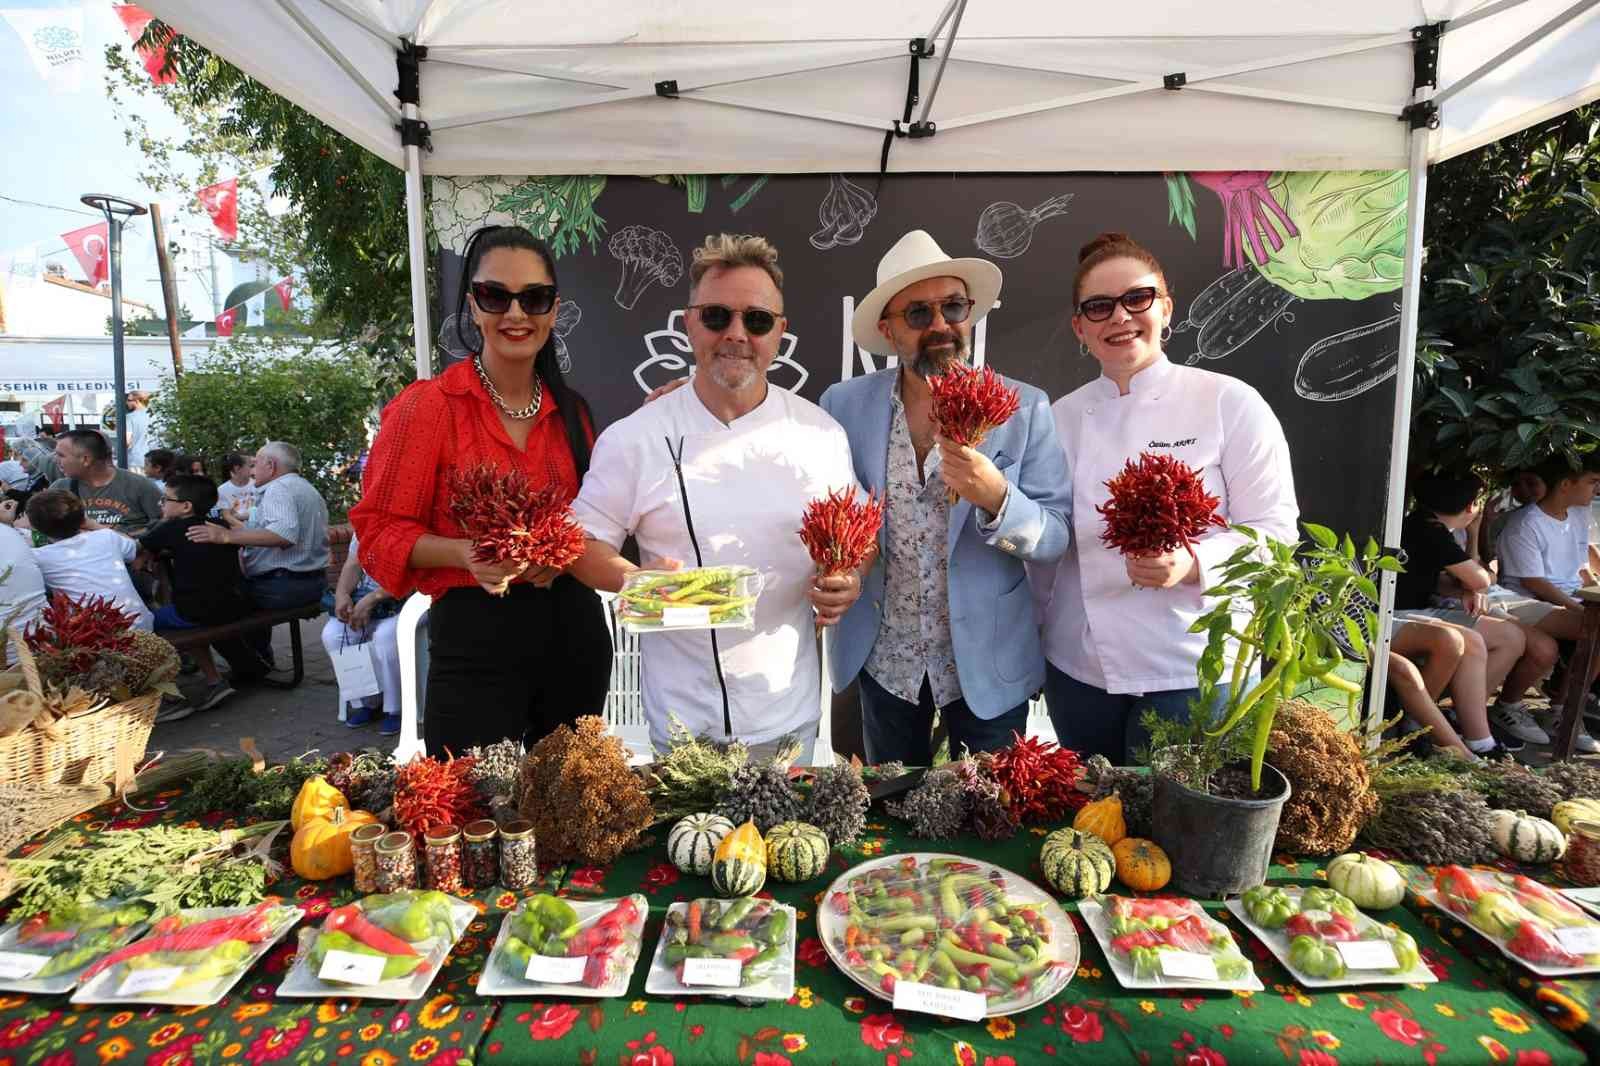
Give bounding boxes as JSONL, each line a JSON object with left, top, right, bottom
{"left": 553, "top": 299, "right": 581, "bottom": 374}
{"left": 1295, "top": 306, "right": 1402, "bottom": 402}
{"left": 974, "top": 193, "right": 1074, "bottom": 258}
{"left": 1173, "top": 269, "right": 1297, "bottom": 366}
{"left": 609, "top": 226, "right": 683, "bottom": 310}
{"left": 1188, "top": 172, "right": 1298, "bottom": 272}
{"left": 633, "top": 310, "right": 806, "bottom": 395}
{"left": 1242, "top": 170, "right": 1406, "bottom": 301}
{"left": 810, "top": 175, "right": 878, "bottom": 251}
{"left": 429, "top": 176, "right": 608, "bottom": 256}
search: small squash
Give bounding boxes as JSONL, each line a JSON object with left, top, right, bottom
{"left": 1326, "top": 852, "right": 1406, "bottom": 910}
{"left": 291, "top": 775, "right": 350, "bottom": 832}
{"left": 1072, "top": 794, "right": 1127, "bottom": 847}
{"left": 1490, "top": 809, "right": 1566, "bottom": 864}
{"left": 1041, "top": 828, "right": 1115, "bottom": 899}
{"left": 765, "top": 821, "right": 830, "bottom": 882}
{"left": 291, "top": 806, "right": 378, "bottom": 880}
{"left": 1112, "top": 837, "right": 1171, "bottom": 892}
{"left": 668, "top": 813, "right": 735, "bottom": 876}
{"left": 711, "top": 819, "right": 767, "bottom": 897}
{"left": 1551, "top": 798, "right": 1600, "bottom": 835}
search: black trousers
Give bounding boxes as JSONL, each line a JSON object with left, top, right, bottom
{"left": 424, "top": 577, "right": 612, "bottom": 756}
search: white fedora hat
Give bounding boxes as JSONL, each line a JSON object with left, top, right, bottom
{"left": 852, "top": 230, "right": 1003, "bottom": 357}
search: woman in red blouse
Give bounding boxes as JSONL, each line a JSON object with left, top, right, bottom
{"left": 351, "top": 225, "right": 611, "bottom": 754}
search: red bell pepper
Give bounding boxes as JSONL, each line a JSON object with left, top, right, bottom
{"left": 81, "top": 901, "right": 282, "bottom": 981}
{"left": 1158, "top": 915, "right": 1216, "bottom": 953}
{"left": 327, "top": 906, "right": 419, "bottom": 957}
{"left": 1112, "top": 897, "right": 1191, "bottom": 922}
{"left": 1285, "top": 912, "right": 1359, "bottom": 943}
{"left": 569, "top": 897, "right": 641, "bottom": 956}
{"left": 1111, "top": 928, "right": 1163, "bottom": 953}
{"left": 1433, "top": 866, "right": 1483, "bottom": 915}
{"left": 1505, "top": 920, "right": 1582, "bottom": 968}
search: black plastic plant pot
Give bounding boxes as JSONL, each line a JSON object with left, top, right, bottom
{"left": 1151, "top": 760, "right": 1291, "bottom": 898}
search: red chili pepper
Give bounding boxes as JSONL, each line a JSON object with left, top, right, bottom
{"left": 798, "top": 488, "right": 884, "bottom": 576}
{"left": 81, "top": 901, "right": 282, "bottom": 981}
{"left": 447, "top": 462, "right": 586, "bottom": 570}
{"left": 829, "top": 892, "right": 851, "bottom": 916}
{"left": 687, "top": 901, "right": 703, "bottom": 945}
{"left": 1097, "top": 451, "right": 1226, "bottom": 563}
{"left": 327, "top": 905, "right": 419, "bottom": 956}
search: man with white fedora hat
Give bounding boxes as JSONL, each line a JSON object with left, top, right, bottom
{"left": 819, "top": 229, "right": 1071, "bottom": 763}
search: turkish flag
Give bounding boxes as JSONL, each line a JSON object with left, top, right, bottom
{"left": 215, "top": 308, "right": 237, "bottom": 337}
{"left": 61, "top": 222, "right": 110, "bottom": 286}
{"left": 273, "top": 277, "right": 293, "bottom": 310}
{"left": 197, "top": 178, "right": 237, "bottom": 242}
{"left": 112, "top": 5, "right": 176, "bottom": 85}
{"left": 42, "top": 395, "right": 67, "bottom": 433}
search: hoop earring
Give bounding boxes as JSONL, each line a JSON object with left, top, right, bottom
{"left": 1079, "top": 341, "right": 1090, "bottom": 357}
{"left": 1160, "top": 324, "right": 1173, "bottom": 344}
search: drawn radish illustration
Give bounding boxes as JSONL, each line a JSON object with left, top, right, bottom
{"left": 810, "top": 175, "right": 878, "bottom": 251}
{"left": 1189, "top": 172, "right": 1299, "bottom": 273}
{"left": 973, "top": 193, "right": 1074, "bottom": 258}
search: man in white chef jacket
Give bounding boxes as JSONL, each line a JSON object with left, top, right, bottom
{"left": 570, "top": 234, "right": 861, "bottom": 759}
{"left": 819, "top": 230, "right": 1072, "bottom": 764}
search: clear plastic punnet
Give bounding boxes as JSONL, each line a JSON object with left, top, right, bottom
{"left": 1081, "top": 894, "right": 1263, "bottom": 992}
{"left": 1424, "top": 865, "right": 1600, "bottom": 976}
{"left": 1229, "top": 884, "right": 1435, "bottom": 987}
{"left": 0, "top": 898, "right": 153, "bottom": 995}
{"left": 277, "top": 889, "right": 477, "bottom": 1001}
{"left": 617, "top": 566, "right": 763, "bottom": 633}
{"left": 818, "top": 854, "right": 1078, "bottom": 1018}
{"left": 480, "top": 894, "right": 648, "bottom": 998}
{"left": 645, "top": 897, "right": 796, "bottom": 1002}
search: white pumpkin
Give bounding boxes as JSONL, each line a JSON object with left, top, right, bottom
{"left": 1326, "top": 852, "right": 1406, "bottom": 910}
{"left": 668, "top": 813, "right": 735, "bottom": 876}
{"left": 1490, "top": 809, "right": 1567, "bottom": 864}
{"left": 1551, "top": 798, "right": 1600, "bottom": 835}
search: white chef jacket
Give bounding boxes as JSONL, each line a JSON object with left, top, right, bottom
{"left": 572, "top": 382, "right": 857, "bottom": 752}
{"left": 1031, "top": 356, "right": 1298, "bottom": 694}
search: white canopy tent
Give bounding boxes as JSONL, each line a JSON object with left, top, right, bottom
{"left": 143, "top": 0, "right": 1600, "bottom": 725}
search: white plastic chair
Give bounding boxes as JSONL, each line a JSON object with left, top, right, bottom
{"left": 597, "top": 591, "right": 652, "bottom": 761}
{"left": 1025, "top": 692, "right": 1058, "bottom": 745}
{"left": 393, "top": 591, "right": 432, "bottom": 762}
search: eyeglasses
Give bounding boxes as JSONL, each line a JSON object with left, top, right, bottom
{"left": 882, "top": 297, "right": 975, "bottom": 330}
{"left": 688, "top": 304, "right": 780, "bottom": 336}
{"left": 161, "top": 496, "right": 182, "bottom": 504}
{"left": 470, "top": 281, "right": 558, "bottom": 316}
{"left": 1076, "top": 286, "right": 1164, "bottom": 321}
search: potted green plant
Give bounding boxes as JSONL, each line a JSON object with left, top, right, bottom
{"left": 1146, "top": 523, "right": 1395, "bottom": 897}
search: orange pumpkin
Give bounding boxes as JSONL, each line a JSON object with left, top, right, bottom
{"left": 1112, "top": 837, "right": 1172, "bottom": 892}
{"left": 1072, "top": 794, "right": 1127, "bottom": 847}
{"left": 290, "top": 775, "right": 350, "bottom": 832}
{"left": 291, "top": 806, "right": 378, "bottom": 880}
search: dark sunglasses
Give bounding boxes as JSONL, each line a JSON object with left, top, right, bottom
{"left": 470, "top": 281, "right": 558, "bottom": 316}
{"left": 1076, "top": 286, "right": 1164, "bottom": 321}
{"left": 689, "top": 303, "right": 779, "bottom": 336}
{"left": 882, "top": 297, "right": 975, "bottom": 331}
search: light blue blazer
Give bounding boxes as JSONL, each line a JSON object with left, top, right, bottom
{"left": 819, "top": 368, "right": 1073, "bottom": 718}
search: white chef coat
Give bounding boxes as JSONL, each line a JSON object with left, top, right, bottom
{"left": 572, "top": 382, "right": 857, "bottom": 752}
{"left": 1031, "top": 356, "right": 1298, "bottom": 693}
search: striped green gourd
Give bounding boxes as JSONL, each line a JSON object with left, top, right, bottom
{"left": 765, "top": 821, "right": 829, "bottom": 882}
{"left": 1040, "top": 828, "right": 1115, "bottom": 898}
{"left": 668, "top": 813, "right": 735, "bottom": 876}
{"left": 710, "top": 820, "right": 767, "bottom": 897}
{"left": 1490, "top": 809, "right": 1566, "bottom": 864}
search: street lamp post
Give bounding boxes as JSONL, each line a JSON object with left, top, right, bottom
{"left": 80, "top": 194, "right": 148, "bottom": 469}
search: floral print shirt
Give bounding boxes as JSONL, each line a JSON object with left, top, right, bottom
{"left": 864, "top": 380, "right": 962, "bottom": 707}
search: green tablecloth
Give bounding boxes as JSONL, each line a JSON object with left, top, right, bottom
{"left": 0, "top": 797, "right": 1589, "bottom": 1066}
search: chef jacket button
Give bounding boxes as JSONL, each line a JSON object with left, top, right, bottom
{"left": 999, "top": 539, "right": 1015, "bottom": 552}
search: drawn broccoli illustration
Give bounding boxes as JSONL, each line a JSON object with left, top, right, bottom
{"left": 608, "top": 225, "right": 683, "bottom": 309}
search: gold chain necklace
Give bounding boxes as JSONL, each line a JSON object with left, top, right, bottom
{"left": 473, "top": 356, "right": 542, "bottom": 420}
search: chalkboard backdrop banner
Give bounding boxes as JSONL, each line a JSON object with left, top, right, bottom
{"left": 431, "top": 171, "right": 1404, "bottom": 541}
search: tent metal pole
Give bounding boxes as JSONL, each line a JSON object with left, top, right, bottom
{"left": 1365, "top": 103, "right": 1432, "bottom": 732}
{"left": 403, "top": 114, "right": 432, "bottom": 382}
{"left": 1445, "top": 0, "right": 1538, "bottom": 34}
{"left": 1433, "top": 0, "right": 1600, "bottom": 108}
{"left": 274, "top": 0, "right": 398, "bottom": 120}
{"left": 924, "top": 0, "right": 961, "bottom": 46}
{"left": 917, "top": 0, "right": 967, "bottom": 127}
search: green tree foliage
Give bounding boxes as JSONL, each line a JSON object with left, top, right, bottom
{"left": 128, "top": 21, "right": 431, "bottom": 398}
{"left": 149, "top": 339, "right": 375, "bottom": 517}
{"left": 1413, "top": 106, "right": 1600, "bottom": 477}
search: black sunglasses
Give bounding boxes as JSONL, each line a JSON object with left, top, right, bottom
{"left": 1076, "top": 286, "right": 1164, "bottom": 322}
{"left": 882, "top": 297, "right": 975, "bottom": 331}
{"left": 470, "top": 281, "right": 558, "bottom": 316}
{"left": 688, "top": 304, "right": 780, "bottom": 336}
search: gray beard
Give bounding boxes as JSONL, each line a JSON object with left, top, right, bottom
{"left": 911, "top": 333, "right": 969, "bottom": 378}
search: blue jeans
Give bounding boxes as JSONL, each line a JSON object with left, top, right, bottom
{"left": 858, "top": 671, "right": 1030, "bottom": 765}
{"left": 244, "top": 570, "right": 326, "bottom": 662}
{"left": 1043, "top": 661, "right": 1234, "bottom": 765}
{"left": 154, "top": 605, "right": 196, "bottom": 629}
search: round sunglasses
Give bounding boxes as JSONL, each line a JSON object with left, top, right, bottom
{"left": 471, "top": 281, "right": 558, "bottom": 316}
{"left": 688, "top": 303, "right": 780, "bottom": 336}
{"left": 882, "top": 297, "right": 975, "bottom": 330}
{"left": 1076, "top": 286, "right": 1164, "bottom": 321}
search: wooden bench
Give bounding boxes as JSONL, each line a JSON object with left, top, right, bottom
{"left": 158, "top": 602, "right": 324, "bottom": 689}
{"left": 1550, "top": 587, "right": 1600, "bottom": 760}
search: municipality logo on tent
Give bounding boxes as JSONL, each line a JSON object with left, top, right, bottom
{"left": 32, "top": 23, "right": 80, "bottom": 64}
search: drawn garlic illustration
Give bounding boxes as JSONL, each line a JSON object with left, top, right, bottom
{"left": 810, "top": 174, "right": 878, "bottom": 251}
{"left": 973, "top": 193, "right": 1074, "bottom": 258}
{"left": 553, "top": 299, "right": 582, "bottom": 374}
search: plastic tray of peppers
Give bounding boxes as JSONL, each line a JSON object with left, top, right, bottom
{"left": 479, "top": 894, "right": 648, "bottom": 998}
{"left": 617, "top": 566, "right": 764, "bottom": 633}
{"left": 1079, "top": 895, "right": 1263, "bottom": 991}
{"left": 817, "top": 853, "right": 1077, "bottom": 1018}
{"left": 1421, "top": 866, "right": 1600, "bottom": 976}
{"left": 644, "top": 897, "right": 796, "bottom": 1002}
{"left": 71, "top": 901, "right": 301, "bottom": 1006}
{"left": 0, "top": 899, "right": 153, "bottom": 995}
{"left": 277, "top": 890, "right": 478, "bottom": 1000}
{"left": 1226, "top": 885, "right": 1434, "bottom": 988}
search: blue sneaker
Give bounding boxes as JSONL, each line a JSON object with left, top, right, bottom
{"left": 377, "top": 713, "right": 402, "bottom": 736}
{"left": 344, "top": 705, "right": 380, "bottom": 728}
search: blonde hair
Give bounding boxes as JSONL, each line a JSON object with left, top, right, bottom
{"left": 688, "top": 233, "right": 784, "bottom": 298}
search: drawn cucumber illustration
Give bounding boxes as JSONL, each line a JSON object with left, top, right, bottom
{"left": 1175, "top": 269, "right": 1257, "bottom": 335}
{"left": 1294, "top": 311, "right": 1401, "bottom": 402}
{"left": 1178, "top": 270, "right": 1298, "bottom": 364}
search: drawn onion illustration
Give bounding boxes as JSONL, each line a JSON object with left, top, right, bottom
{"left": 973, "top": 193, "right": 1074, "bottom": 258}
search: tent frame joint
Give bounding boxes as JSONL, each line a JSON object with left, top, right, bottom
{"left": 1411, "top": 21, "right": 1444, "bottom": 90}
{"left": 396, "top": 40, "right": 427, "bottom": 106}
{"left": 1401, "top": 99, "right": 1440, "bottom": 129}
{"left": 398, "top": 118, "right": 432, "bottom": 149}
{"left": 1163, "top": 72, "right": 1187, "bottom": 90}
{"left": 908, "top": 37, "right": 935, "bottom": 59}
{"left": 906, "top": 120, "right": 937, "bottom": 138}
{"left": 655, "top": 80, "right": 680, "bottom": 99}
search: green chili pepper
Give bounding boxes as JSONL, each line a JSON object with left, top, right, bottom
{"left": 1241, "top": 885, "right": 1299, "bottom": 929}
{"left": 718, "top": 897, "right": 758, "bottom": 931}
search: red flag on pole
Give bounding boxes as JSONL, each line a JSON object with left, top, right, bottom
{"left": 42, "top": 395, "right": 67, "bottom": 433}
{"left": 61, "top": 222, "right": 110, "bottom": 286}
{"left": 112, "top": 5, "right": 175, "bottom": 85}
{"left": 197, "top": 178, "right": 238, "bottom": 242}
{"left": 273, "top": 277, "right": 293, "bottom": 310}
{"left": 215, "top": 308, "right": 237, "bottom": 337}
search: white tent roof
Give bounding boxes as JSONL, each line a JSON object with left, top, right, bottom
{"left": 144, "top": 0, "right": 1600, "bottom": 175}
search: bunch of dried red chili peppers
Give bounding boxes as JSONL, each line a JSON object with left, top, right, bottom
{"left": 447, "top": 462, "right": 587, "bottom": 574}
{"left": 392, "top": 753, "right": 487, "bottom": 839}
{"left": 1097, "top": 451, "right": 1226, "bottom": 563}
{"left": 798, "top": 487, "right": 884, "bottom": 577}
{"left": 985, "top": 733, "right": 1087, "bottom": 823}
{"left": 23, "top": 592, "right": 137, "bottom": 674}
{"left": 927, "top": 363, "right": 1021, "bottom": 449}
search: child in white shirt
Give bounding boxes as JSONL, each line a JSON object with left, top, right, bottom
{"left": 25, "top": 489, "right": 154, "bottom": 631}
